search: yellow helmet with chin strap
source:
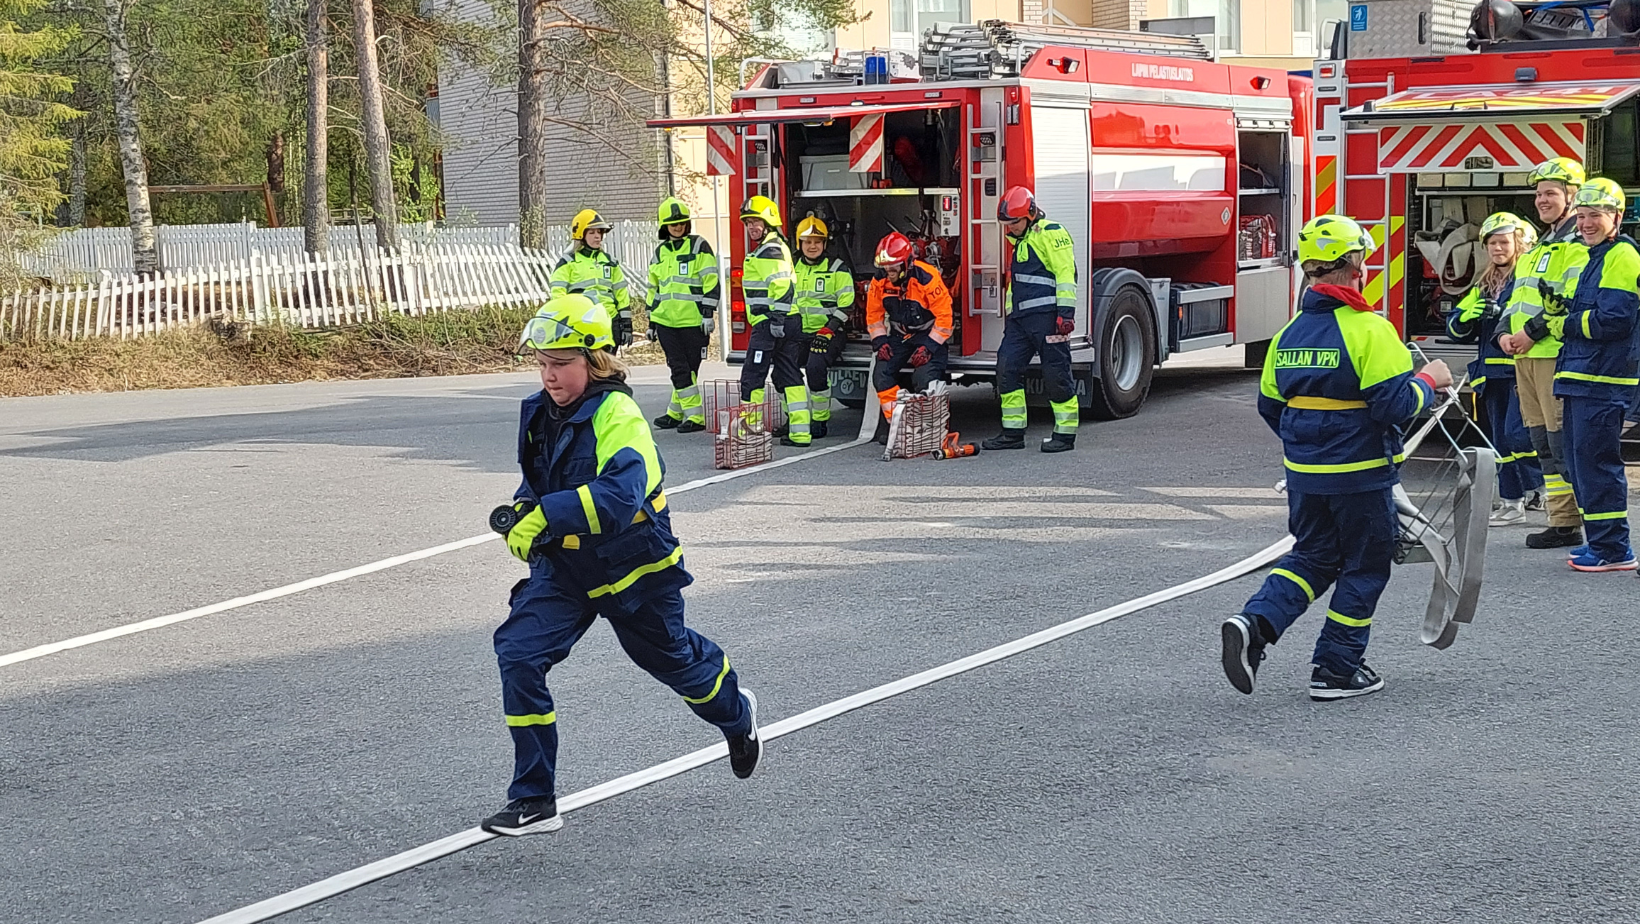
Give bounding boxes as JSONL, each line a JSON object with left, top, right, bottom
{"left": 519, "top": 294, "right": 614, "bottom": 353}
{"left": 1479, "top": 212, "right": 1538, "bottom": 250}
{"left": 658, "top": 197, "right": 691, "bottom": 227}
{"left": 570, "top": 208, "right": 612, "bottom": 242}
{"left": 796, "top": 216, "right": 829, "bottom": 239}
{"left": 1573, "top": 177, "right": 1626, "bottom": 213}
{"left": 739, "top": 195, "right": 782, "bottom": 229}
{"left": 1528, "top": 157, "right": 1585, "bottom": 189}
{"left": 1297, "top": 214, "right": 1376, "bottom": 266}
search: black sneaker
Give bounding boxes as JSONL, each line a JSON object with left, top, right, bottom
{"left": 780, "top": 435, "right": 810, "bottom": 448}
{"left": 981, "top": 430, "right": 1025, "bottom": 451}
{"left": 811, "top": 420, "right": 829, "bottom": 439}
{"left": 1526, "top": 525, "right": 1583, "bottom": 549}
{"left": 1220, "top": 613, "right": 1266, "bottom": 695}
{"left": 1041, "top": 433, "right": 1076, "bottom": 453}
{"left": 773, "top": 424, "right": 790, "bottom": 438}
{"left": 727, "top": 689, "right": 762, "bottom": 779}
{"left": 653, "top": 414, "right": 681, "bottom": 430}
{"left": 1309, "top": 663, "right": 1385, "bottom": 701}
{"left": 676, "top": 419, "right": 705, "bottom": 434}
{"left": 481, "top": 797, "right": 563, "bottom": 836}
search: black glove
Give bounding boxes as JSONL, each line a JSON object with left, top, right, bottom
{"left": 646, "top": 324, "right": 659, "bottom": 343}
{"left": 614, "top": 314, "right": 633, "bottom": 348}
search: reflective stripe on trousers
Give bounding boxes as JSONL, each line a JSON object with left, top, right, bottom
{"left": 812, "top": 388, "right": 831, "bottom": 422}
{"left": 1050, "top": 397, "right": 1078, "bottom": 435}
{"left": 1000, "top": 389, "right": 1027, "bottom": 429}
{"left": 784, "top": 385, "right": 811, "bottom": 443}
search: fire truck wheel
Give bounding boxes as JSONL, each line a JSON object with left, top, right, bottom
{"left": 1088, "top": 283, "right": 1156, "bottom": 420}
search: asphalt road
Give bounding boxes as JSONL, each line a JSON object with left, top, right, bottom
{"left": 2, "top": 355, "right": 1637, "bottom": 924}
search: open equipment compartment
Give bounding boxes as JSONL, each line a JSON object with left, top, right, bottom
{"left": 780, "top": 107, "right": 967, "bottom": 348}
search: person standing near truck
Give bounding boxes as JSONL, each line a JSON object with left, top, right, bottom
{"left": 1445, "top": 212, "right": 1544, "bottom": 525}
{"left": 1498, "top": 158, "right": 1585, "bottom": 549}
{"left": 646, "top": 197, "right": 720, "bottom": 434}
{"left": 737, "top": 196, "right": 811, "bottom": 448}
{"left": 551, "top": 208, "right": 634, "bottom": 348}
{"left": 983, "top": 185, "right": 1080, "bottom": 453}
{"left": 793, "top": 217, "right": 854, "bottom": 439}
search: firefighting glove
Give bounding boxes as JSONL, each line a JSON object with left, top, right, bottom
{"left": 1054, "top": 316, "right": 1075, "bottom": 336}
{"left": 647, "top": 324, "right": 659, "bottom": 343}
{"left": 614, "top": 313, "right": 634, "bottom": 348}
{"left": 909, "top": 345, "right": 931, "bottom": 367}
{"left": 505, "top": 504, "right": 549, "bottom": 562}
{"left": 768, "top": 314, "right": 787, "bottom": 339}
{"left": 701, "top": 310, "right": 715, "bottom": 336}
{"left": 1539, "top": 280, "right": 1568, "bottom": 316}
{"left": 811, "top": 328, "right": 833, "bottom": 355}
{"left": 873, "top": 337, "right": 893, "bottom": 362}
{"left": 1545, "top": 314, "right": 1568, "bottom": 340}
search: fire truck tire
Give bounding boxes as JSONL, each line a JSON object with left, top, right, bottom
{"left": 1088, "top": 281, "right": 1157, "bottom": 420}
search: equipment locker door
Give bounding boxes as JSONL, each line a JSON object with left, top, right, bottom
{"left": 1024, "top": 106, "right": 1092, "bottom": 349}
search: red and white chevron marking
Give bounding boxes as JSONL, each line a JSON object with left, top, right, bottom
{"left": 1376, "top": 120, "right": 1585, "bottom": 172}
{"left": 849, "top": 114, "right": 884, "bottom": 173}
{"left": 705, "top": 125, "right": 736, "bottom": 177}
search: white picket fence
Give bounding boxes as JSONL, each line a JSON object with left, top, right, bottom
{"left": 16, "top": 219, "right": 661, "bottom": 285}
{"left": 0, "top": 241, "right": 655, "bottom": 342}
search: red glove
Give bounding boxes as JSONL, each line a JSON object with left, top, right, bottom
{"left": 816, "top": 327, "right": 833, "bottom": 338}
{"left": 1055, "top": 316, "right": 1075, "bottom": 336}
{"left": 874, "top": 338, "right": 893, "bottom": 362}
{"left": 909, "top": 345, "right": 931, "bottom": 367}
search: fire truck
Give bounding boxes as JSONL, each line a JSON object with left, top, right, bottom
{"left": 1313, "top": 0, "right": 1640, "bottom": 363}
{"left": 649, "top": 21, "right": 1313, "bottom": 419}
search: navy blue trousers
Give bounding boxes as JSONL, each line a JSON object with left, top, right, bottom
{"left": 1561, "top": 396, "right": 1632, "bottom": 561}
{"left": 1479, "top": 379, "right": 1543, "bottom": 501}
{"left": 1242, "top": 488, "right": 1397, "bottom": 676}
{"left": 496, "top": 577, "right": 750, "bottom": 801}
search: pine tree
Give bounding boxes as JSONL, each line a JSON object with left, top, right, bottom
{"left": 0, "top": 0, "right": 78, "bottom": 284}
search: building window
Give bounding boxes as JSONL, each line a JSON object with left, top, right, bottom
{"left": 1294, "top": 0, "right": 1348, "bottom": 57}
{"left": 1169, "top": 0, "right": 1238, "bottom": 53}
{"left": 756, "top": 8, "right": 835, "bottom": 57}
{"left": 890, "top": 0, "right": 969, "bottom": 50}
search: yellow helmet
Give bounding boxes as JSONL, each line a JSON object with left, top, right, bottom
{"left": 570, "top": 208, "right": 612, "bottom": 242}
{"left": 1297, "top": 214, "right": 1376, "bottom": 266}
{"left": 1479, "top": 211, "right": 1538, "bottom": 250}
{"left": 1573, "top": 177, "right": 1626, "bottom": 213}
{"left": 658, "top": 197, "right": 691, "bottom": 227}
{"left": 739, "top": 195, "right": 781, "bottom": 228}
{"left": 796, "top": 216, "right": 829, "bottom": 239}
{"left": 519, "top": 294, "right": 614, "bottom": 353}
{"left": 1528, "top": 157, "right": 1585, "bottom": 189}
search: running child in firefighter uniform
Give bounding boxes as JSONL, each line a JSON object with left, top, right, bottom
{"left": 482, "top": 295, "right": 761, "bottom": 836}
{"left": 867, "top": 231, "right": 955, "bottom": 443}
{"left": 646, "top": 197, "right": 720, "bottom": 433}
{"left": 1516, "top": 178, "right": 1640, "bottom": 572}
{"left": 1444, "top": 212, "right": 1544, "bottom": 525}
{"left": 1222, "top": 215, "right": 1453, "bottom": 701}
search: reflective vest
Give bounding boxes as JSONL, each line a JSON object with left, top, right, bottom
{"left": 1540, "top": 235, "right": 1640, "bottom": 401}
{"left": 742, "top": 234, "right": 796, "bottom": 325}
{"left": 1005, "top": 219, "right": 1077, "bottom": 318}
{"left": 1258, "top": 285, "right": 1438, "bottom": 495}
{"left": 1501, "top": 216, "right": 1580, "bottom": 359}
{"left": 646, "top": 235, "right": 721, "bottom": 329}
{"left": 794, "top": 256, "right": 854, "bottom": 333}
{"left": 1446, "top": 276, "right": 1517, "bottom": 386}
{"left": 550, "top": 248, "right": 631, "bottom": 322}
{"left": 866, "top": 260, "right": 954, "bottom": 343}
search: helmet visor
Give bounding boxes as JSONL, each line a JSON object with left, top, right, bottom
{"left": 519, "top": 314, "right": 581, "bottom": 353}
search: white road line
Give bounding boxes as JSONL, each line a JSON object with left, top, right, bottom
{"left": 195, "top": 534, "right": 1295, "bottom": 924}
{"left": 0, "top": 434, "right": 873, "bottom": 671}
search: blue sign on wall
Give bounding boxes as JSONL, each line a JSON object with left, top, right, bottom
{"left": 1350, "top": 4, "right": 1368, "bottom": 31}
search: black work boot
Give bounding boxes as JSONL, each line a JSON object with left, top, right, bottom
{"left": 981, "top": 429, "right": 1025, "bottom": 451}
{"left": 675, "top": 419, "right": 705, "bottom": 434}
{"left": 652, "top": 414, "right": 680, "bottom": 430}
{"left": 811, "top": 420, "right": 828, "bottom": 440}
{"left": 873, "top": 415, "right": 891, "bottom": 445}
{"left": 1527, "top": 525, "right": 1583, "bottom": 549}
{"left": 1040, "top": 433, "right": 1076, "bottom": 453}
{"left": 1220, "top": 613, "right": 1268, "bottom": 695}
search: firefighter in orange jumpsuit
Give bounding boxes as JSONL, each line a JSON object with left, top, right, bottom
{"left": 867, "top": 231, "right": 954, "bottom": 443}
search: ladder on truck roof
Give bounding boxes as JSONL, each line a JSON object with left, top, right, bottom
{"left": 921, "top": 19, "right": 1212, "bottom": 81}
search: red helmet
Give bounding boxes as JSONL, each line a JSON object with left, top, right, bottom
{"left": 998, "top": 185, "right": 1038, "bottom": 222}
{"left": 875, "top": 232, "right": 914, "bottom": 268}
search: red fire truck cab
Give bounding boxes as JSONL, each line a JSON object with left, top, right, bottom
{"left": 650, "top": 21, "right": 1313, "bottom": 419}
